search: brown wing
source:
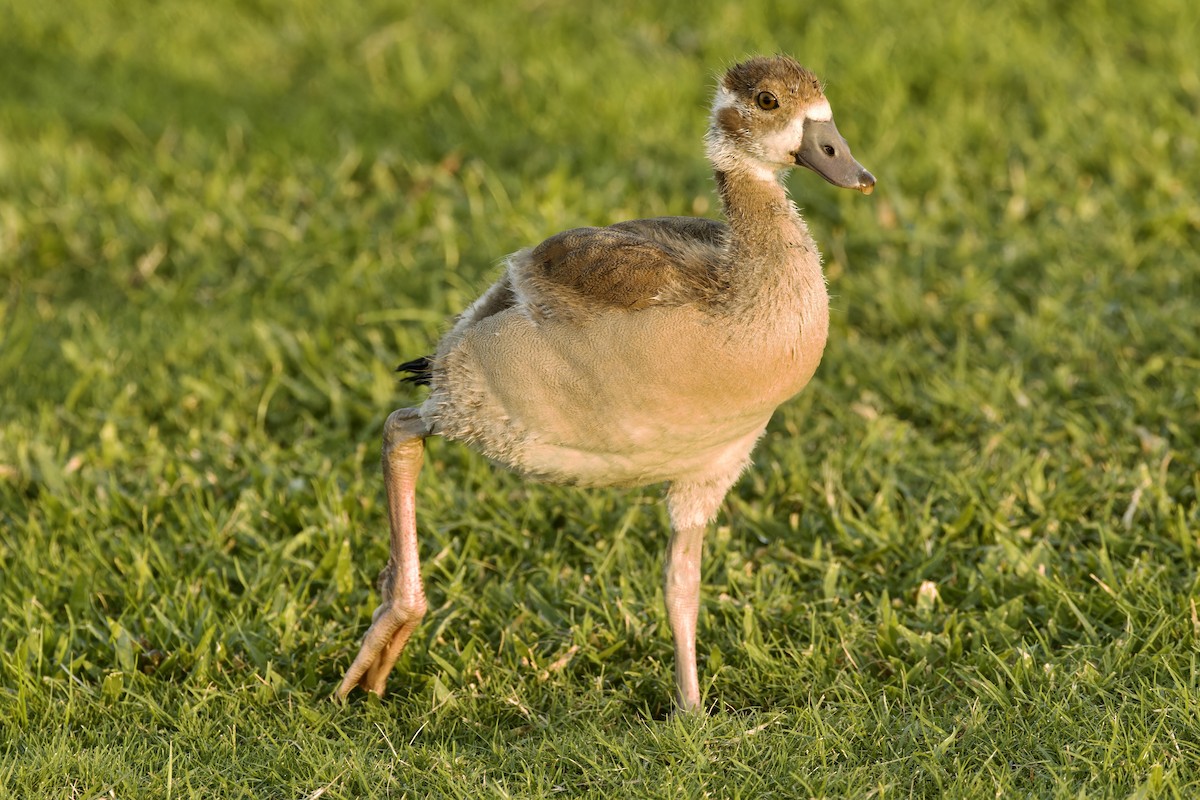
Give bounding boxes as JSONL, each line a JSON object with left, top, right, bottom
{"left": 608, "top": 216, "right": 728, "bottom": 252}
{"left": 512, "top": 217, "right": 729, "bottom": 316}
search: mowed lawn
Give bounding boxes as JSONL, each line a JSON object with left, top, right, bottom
{"left": 2, "top": 0, "right": 1199, "bottom": 796}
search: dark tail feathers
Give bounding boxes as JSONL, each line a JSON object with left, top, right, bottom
{"left": 396, "top": 356, "right": 434, "bottom": 386}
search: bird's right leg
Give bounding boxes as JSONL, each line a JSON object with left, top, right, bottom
{"left": 336, "top": 407, "right": 430, "bottom": 699}
{"left": 665, "top": 474, "right": 740, "bottom": 713}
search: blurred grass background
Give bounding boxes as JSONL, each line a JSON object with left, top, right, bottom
{"left": 1, "top": 0, "right": 1198, "bottom": 796}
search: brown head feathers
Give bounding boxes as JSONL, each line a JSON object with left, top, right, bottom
{"left": 721, "top": 56, "right": 825, "bottom": 105}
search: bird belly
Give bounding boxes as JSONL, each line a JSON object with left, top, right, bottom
{"left": 423, "top": 305, "right": 824, "bottom": 487}
{"left": 512, "top": 407, "right": 770, "bottom": 488}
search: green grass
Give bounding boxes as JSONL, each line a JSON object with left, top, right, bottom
{"left": 2, "top": 0, "right": 1199, "bottom": 796}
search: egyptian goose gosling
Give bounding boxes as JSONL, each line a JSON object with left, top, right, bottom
{"left": 336, "top": 55, "right": 875, "bottom": 712}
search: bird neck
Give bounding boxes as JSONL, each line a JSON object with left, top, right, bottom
{"left": 711, "top": 161, "right": 824, "bottom": 300}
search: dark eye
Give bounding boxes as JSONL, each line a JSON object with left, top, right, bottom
{"left": 822, "top": 144, "right": 836, "bottom": 157}
{"left": 755, "top": 91, "right": 779, "bottom": 110}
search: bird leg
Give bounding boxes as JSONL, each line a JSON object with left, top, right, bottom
{"left": 664, "top": 477, "right": 736, "bottom": 713}
{"left": 336, "top": 407, "right": 429, "bottom": 699}
{"left": 664, "top": 519, "right": 705, "bottom": 712}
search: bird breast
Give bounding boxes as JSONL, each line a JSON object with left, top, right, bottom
{"left": 424, "top": 297, "right": 828, "bottom": 488}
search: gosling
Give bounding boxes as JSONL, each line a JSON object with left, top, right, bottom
{"left": 336, "top": 55, "right": 875, "bottom": 712}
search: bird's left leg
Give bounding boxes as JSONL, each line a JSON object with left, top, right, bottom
{"left": 336, "top": 407, "right": 430, "bottom": 699}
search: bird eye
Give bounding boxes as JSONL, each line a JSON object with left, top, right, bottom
{"left": 822, "top": 144, "right": 836, "bottom": 157}
{"left": 755, "top": 91, "right": 779, "bottom": 110}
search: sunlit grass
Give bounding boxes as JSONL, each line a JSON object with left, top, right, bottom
{"left": 2, "top": 0, "right": 1199, "bottom": 796}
